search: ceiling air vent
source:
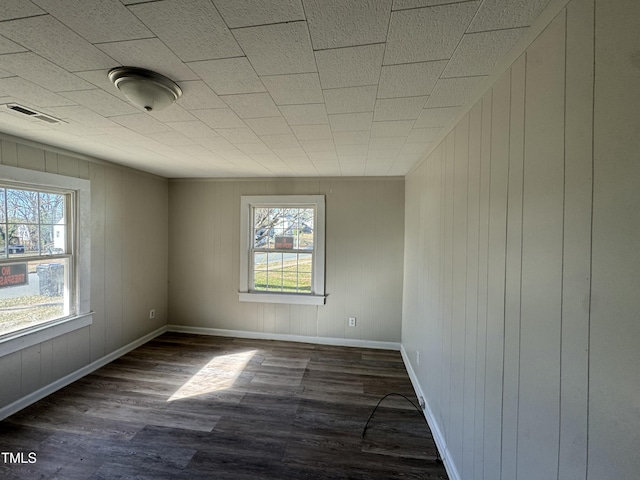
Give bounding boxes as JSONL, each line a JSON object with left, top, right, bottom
{"left": 5, "top": 103, "right": 63, "bottom": 124}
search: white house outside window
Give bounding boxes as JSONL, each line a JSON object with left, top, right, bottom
{"left": 239, "top": 195, "right": 326, "bottom": 305}
{"left": 0, "top": 183, "right": 74, "bottom": 336}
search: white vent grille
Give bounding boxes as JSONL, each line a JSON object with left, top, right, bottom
{"left": 4, "top": 103, "right": 63, "bottom": 124}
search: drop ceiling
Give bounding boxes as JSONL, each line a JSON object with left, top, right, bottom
{"left": 0, "top": 0, "right": 549, "bottom": 178}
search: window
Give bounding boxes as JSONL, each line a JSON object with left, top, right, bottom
{"left": 240, "top": 195, "right": 326, "bottom": 305}
{"left": 0, "top": 184, "right": 74, "bottom": 336}
{"left": 0, "top": 163, "right": 91, "bottom": 353}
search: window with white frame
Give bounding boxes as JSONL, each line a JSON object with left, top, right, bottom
{"left": 239, "top": 195, "right": 326, "bottom": 305}
{"left": 0, "top": 183, "right": 74, "bottom": 336}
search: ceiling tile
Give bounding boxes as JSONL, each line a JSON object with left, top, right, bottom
{"left": 191, "top": 108, "right": 246, "bottom": 129}
{"left": 212, "top": 0, "right": 305, "bottom": 28}
{"left": 177, "top": 81, "right": 227, "bottom": 110}
{"left": 323, "top": 85, "right": 377, "bottom": 115}
{"left": 300, "top": 139, "right": 335, "bottom": 152}
{"left": 261, "top": 73, "right": 323, "bottom": 105}
{"left": 332, "top": 130, "right": 370, "bottom": 145}
{"left": 245, "top": 117, "right": 292, "bottom": 136}
{"left": 308, "top": 151, "right": 337, "bottom": 162}
{"left": 392, "top": 0, "right": 470, "bottom": 9}
{"left": 316, "top": 44, "right": 384, "bottom": 89}
{"left": 304, "top": 0, "right": 392, "bottom": 50}
{"left": 187, "top": 58, "right": 265, "bottom": 95}
{"left": 234, "top": 22, "right": 316, "bottom": 75}
{"left": 0, "top": 35, "right": 28, "bottom": 55}
{"left": 195, "top": 136, "right": 237, "bottom": 151}
{"left": 0, "top": 1, "right": 44, "bottom": 21}
{"left": 443, "top": 29, "right": 526, "bottom": 78}
{"left": 0, "top": 15, "right": 114, "bottom": 72}
{"left": 400, "top": 143, "right": 430, "bottom": 154}
{"left": 111, "top": 113, "right": 171, "bottom": 135}
{"left": 148, "top": 105, "right": 196, "bottom": 123}
{"left": 261, "top": 134, "right": 300, "bottom": 149}
{"left": 0, "top": 77, "right": 76, "bottom": 108}
{"left": 370, "top": 120, "right": 414, "bottom": 137}
{"left": 414, "top": 106, "right": 461, "bottom": 128}
{"left": 61, "top": 89, "right": 139, "bottom": 116}
{"left": 272, "top": 147, "right": 308, "bottom": 159}
{"left": 32, "top": 0, "right": 152, "bottom": 43}
{"left": 98, "top": 38, "right": 198, "bottom": 82}
{"left": 328, "top": 112, "right": 373, "bottom": 132}
{"left": 147, "top": 130, "right": 195, "bottom": 146}
{"left": 425, "top": 76, "right": 486, "bottom": 108}
{"left": 220, "top": 93, "right": 280, "bottom": 119}
{"left": 377, "top": 61, "right": 447, "bottom": 98}
{"left": 76, "top": 69, "right": 125, "bottom": 97}
{"left": 216, "top": 127, "right": 262, "bottom": 144}
{"left": 166, "top": 120, "right": 217, "bottom": 138}
{"left": 336, "top": 144, "right": 368, "bottom": 155}
{"left": 373, "top": 97, "right": 428, "bottom": 121}
{"left": 0, "top": 52, "right": 94, "bottom": 92}
{"left": 129, "top": 0, "right": 242, "bottom": 62}
{"left": 406, "top": 127, "right": 441, "bottom": 143}
{"left": 279, "top": 104, "right": 328, "bottom": 125}
{"left": 384, "top": 2, "right": 480, "bottom": 65}
{"left": 41, "top": 105, "right": 118, "bottom": 127}
{"left": 369, "top": 136, "right": 405, "bottom": 148}
{"left": 291, "top": 124, "right": 333, "bottom": 141}
{"left": 236, "top": 142, "right": 273, "bottom": 155}
{"left": 468, "top": 0, "right": 549, "bottom": 32}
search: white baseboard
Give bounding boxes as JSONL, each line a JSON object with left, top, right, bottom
{"left": 167, "top": 324, "right": 401, "bottom": 351}
{"left": 0, "top": 326, "right": 168, "bottom": 421}
{"left": 400, "top": 344, "right": 461, "bottom": 480}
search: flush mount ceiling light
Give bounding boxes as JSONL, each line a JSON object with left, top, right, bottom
{"left": 108, "top": 66, "right": 182, "bottom": 112}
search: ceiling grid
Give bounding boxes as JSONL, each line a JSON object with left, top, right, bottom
{"left": 0, "top": 0, "right": 550, "bottom": 178}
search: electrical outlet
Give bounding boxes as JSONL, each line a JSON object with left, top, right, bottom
{"left": 348, "top": 317, "right": 356, "bottom": 327}
{"left": 416, "top": 350, "right": 420, "bottom": 365}
{"left": 149, "top": 309, "right": 156, "bottom": 319}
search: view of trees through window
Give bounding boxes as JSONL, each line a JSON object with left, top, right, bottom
{"left": 0, "top": 186, "right": 70, "bottom": 336}
{"left": 252, "top": 207, "right": 314, "bottom": 293}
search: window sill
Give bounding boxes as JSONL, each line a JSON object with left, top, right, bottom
{"left": 239, "top": 292, "right": 326, "bottom": 305}
{"left": 0, "top": 312, "right": 93, "bottom": 358}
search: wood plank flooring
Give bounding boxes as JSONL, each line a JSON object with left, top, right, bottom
{"left": 0, "top": 333, "right": 448, "bottom": 479}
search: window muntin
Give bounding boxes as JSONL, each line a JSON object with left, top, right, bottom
{"left": 0, "top": 184, "right": 74, "bottom": 336}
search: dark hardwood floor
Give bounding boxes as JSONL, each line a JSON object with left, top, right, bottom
{"left": 0, "top": 333, "right": 448, "bottom": 479}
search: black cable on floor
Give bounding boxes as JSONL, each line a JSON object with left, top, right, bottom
{"left": 361, "top": 392, "right": 442, "bottom": 463}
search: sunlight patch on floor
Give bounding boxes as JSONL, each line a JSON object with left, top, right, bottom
{"left": 168, "top": 350, "right": 257, "bottom": 401}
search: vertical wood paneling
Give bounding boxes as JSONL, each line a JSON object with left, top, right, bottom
{"left": 518, "top": 11, "right": 566, "bottom": 480}
{"left": 402, "top": 3, "right": 605, "bottom": 480}
{"left": 441, "top": 133, "right": 455, "bottom": 440}
{"left": 559, "top": 0, "right": 593, "bottom": 477}
{"left": 450, "top": 114, "right": 469, "bottom": 463}
{"left": 590, "top": 0, "right": 640, "bottom": 478}
{"left": 168, "top": 178, "right": 404, "bottom": 343}
{"left": 462, "top": 102, "right": 482, "bottom": 479}
{"left": 484, "top": 69, "right": 511, "bottom": 480}
{"left": 501, "top": 53, "right": 526, "bottom": 480}
{"left": 104, "top": 167, "right": 124, "bottom": 353}
{"left": 474, "top": 91, "right": 492, "bottom": 480}
{"left": 1, "top": 139, "right": 168, "bottom": 412}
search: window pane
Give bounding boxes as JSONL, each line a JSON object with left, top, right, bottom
{"left": 39, "top": 192, "right": 65, "bottom": 224}
{"left": 298, "top": 253, "right": 312, "bottom": 273}
{"left": 297, "top": 273, "right": 312, "bottom": 293}
{"left": 6, "top": 189, "right": 38, "bottom": 223}
{"left": 298, "top": 208, "right": 314, "bottom": 249}
{"left": 0, "top": 258, "right": 70, "bottom": 336}
{"left": 0, "top": 188, "right": 5, "bottom": 223}
{"left": 7, "top": 223, "right": 37, "bottom": 256}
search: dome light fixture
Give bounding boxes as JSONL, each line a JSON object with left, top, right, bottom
{"left": 108, "top": 66, "right": 182, "bottom": 112}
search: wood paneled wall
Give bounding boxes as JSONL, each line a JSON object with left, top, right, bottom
{"left": 168, "top": 178, "right": 404, "bottom": 343}
{"left": 402, "top": 0, "right": 639, "bottom": 478}
{"left": 0, "top": 138, "right": 168, "bottom": 409}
